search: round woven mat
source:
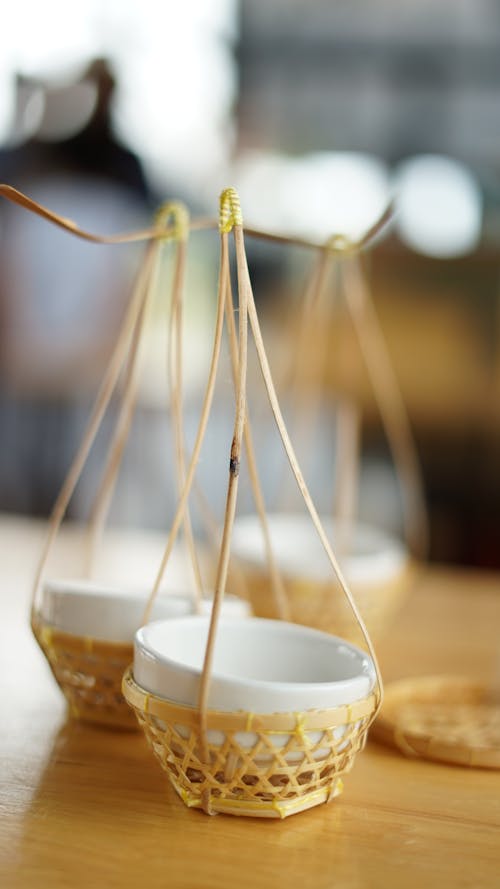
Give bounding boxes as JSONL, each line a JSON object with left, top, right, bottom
{"left": 372, "top": 675, "right": 500, "bottom": 769}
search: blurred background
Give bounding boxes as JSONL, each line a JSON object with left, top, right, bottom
{"left": 0, "top": 0, "right": 499, "bottom": 569}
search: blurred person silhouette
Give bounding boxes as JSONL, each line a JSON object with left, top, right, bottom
{"left": 0, "top": 58, "right": 153, "bottom": 517}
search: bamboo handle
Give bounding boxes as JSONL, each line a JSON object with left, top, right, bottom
{"left": 223, "top": 259, "right": 290, "bottom": 621}
{"left": 198, "top": 192, "right": 249, "bottom": 770}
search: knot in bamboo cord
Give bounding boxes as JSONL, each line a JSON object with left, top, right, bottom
{"left": 219, "top": 187, "right": 243, "bottom": 233}
{"left": 154, "top": 201, "right": 190, "bottom": 242}
{"left": 325, "top": 233, "right": 356, "bottom": 255}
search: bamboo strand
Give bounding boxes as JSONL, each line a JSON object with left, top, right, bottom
{"left": 223, "top": 258, "right": 290, "bottom": 620}
{"left": 246, "top": 275, "right": 384, "bottom": 722}
{"left": 85, "top": 243, "right": 159, "bottom": 576}
{"left": 140, "top": 235, "right": 228, "bottom": 626}
{"left": 198, "top": 221, "right": 250, "bottom": 769}
{"left": 341, "top": 254, "right": 429, "bottom": 560}
{"left": 0, "top": 182, "right": 394, "bottom": 255}
{"left": 190, "top": 476, "right": 250, "bottom": 602}
{"left": 0, "top": 183, "right": 214, "bottom": 244}
{"left": 332, "top": 399, "right": 361, "bottom": 558}
{"left": 30, "top": 242, "right": 157, "bottom": 613}
{"left": 284, "top": 248, "right": 333, "bottom": 396}
{"left": 357, "top": 199, "right": 395, "bottom": 249}
{"left": 279, "top": 249, "right": 335, "bottom": 511}
{"left": 168, "top": 237, "right": 204, "bottom": 609}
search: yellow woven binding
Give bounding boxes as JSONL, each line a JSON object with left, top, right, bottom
{"left": 122, "top": 668, "right": 376, "bottom": 818}
{"left": 154, "top": 201, "right": 190, "bottom": 242}
{"left": 219, "top": 187, "right": 243, "bottom": 233}
{"left": 32, "top": 613, "right": 138, "bottom": 730}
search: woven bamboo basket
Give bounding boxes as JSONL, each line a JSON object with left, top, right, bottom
{"left": 31, "top": 584, "right": 250, "bottom": 730}
{"left": 123, "top": 664, "right": 376, "bottom": 818}
{"left": 121, "top": 188, "right": 383, "bottom": 818}
{"left": 229, "top": 514, "right": 416, "bottom": 642}
{"left": 32, "top": 611, "right": 137, "bottom": 728}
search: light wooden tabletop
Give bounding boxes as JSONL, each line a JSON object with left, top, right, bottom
{"left": 1, "top": 516, "right": 499, "bottom": 889}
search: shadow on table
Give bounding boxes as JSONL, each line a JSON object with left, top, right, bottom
{"left": 20, "top": 717, "right": 362, "bottom": 888}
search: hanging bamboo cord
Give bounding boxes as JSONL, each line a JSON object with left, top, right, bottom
{"left": 244, "top": 248, "right": 384, "bottom": 721}
{"left": 197, "top": 190, "right": 250, "bottom": 780}
{"left": 30, "top": 241, "right": 158, "bottom": 614}
{"left": 140, "top": 213, "right": 230, "bottom": 626}
{"left": 192, "top": 191, "right": 383, "bottom": 800}
{"left": 162, "top": 203, "right": 204, "bottom": 609}
{"left": 83, "top": 202, "right": 204, "bottom": 605}
{"left": 338, "top": 248, "right": 429, "bottom": 560}
{"left": 0, "top": 182, "right": 393, "bottom": 253}
{"left": 282, "top": 247, "right": 333, "bottom": 396}
{"left": 28, "top": 202, "right": 211, "bottom": 615}
{"left": 0, "top": 179, "right": 410, "bottom": 648}
{"left": 190, "top": 474, "right": 251, "bottom": 602}
{"left": 279, "top": 224, "right": 428, "bottom": 562}
{"left": 332, "top": 398, "right": 361, "bottom": 558}
{"left": 278, "top": 247, "right": 336, "bottom": 512}
{"left": 84, "top": 241, "right": 159, "bottom": 577}
{"left": 223, "top": 255, "right": 290, "bottom": 620}
{"left": 0, "top": 183, "right": 214, "bottom": 244}
{"left": 288, "top": 248, "right": 362, "bottom": 548}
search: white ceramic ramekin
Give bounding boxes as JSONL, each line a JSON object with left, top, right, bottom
{"left": 133, "top": 615, "right": 375, "bottom": 713}
{"left": 227, "top": 513, "right": 412, "bottom": 640}
{"left": 231, "top": 513, "right": 407, "bottom": 586}
{"left": 41, "top": 579, "right": 251, "bottom": 643}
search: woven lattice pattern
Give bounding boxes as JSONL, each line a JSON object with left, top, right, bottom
{"left": 123, "top": 668, "right": 376, "bottom": 818}
{"left": 235, "top": 562, "right": 414, "bottom": 643}
{"left": 32, "top": 614, "right": 137, "bottom": 729}
{"left": 399, "top": 702, "right": 500, "bottom": 748}
{"left": 373, "top": 675, "right": 500, "bottom": 769}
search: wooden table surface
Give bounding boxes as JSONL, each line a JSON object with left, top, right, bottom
{"left": 1, "top": 516, "right": 499, "bottom": 889}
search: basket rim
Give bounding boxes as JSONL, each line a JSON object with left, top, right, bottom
{"left": 122, "top": 666, "right": 378, "bottom": 731}
{"left": 135, "top": 614, "right": 376, "bottom": 700}
{"left": 32, "top": 611, "right": 133, "bottom": 657}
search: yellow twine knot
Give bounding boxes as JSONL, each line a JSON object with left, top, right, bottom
{"left": 294, "top": 712, "right": 311, "bottom": 746}
{"left": 154, "top": 201, "right": 190, "bottom": 242}
{"left": 326, "top": 233, "right": 355, "bottom": 254}
{"left": 219, "top": 187, "right": 243, "bottom": 233}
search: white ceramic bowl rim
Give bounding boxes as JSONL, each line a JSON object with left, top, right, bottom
{"left": 135, "top": 616, "right": 375, "bottom": 700}
{"left": 231, "top": 513, "right": 407, "bottom": 583}
{"left": 40, "top": 580, "right": 250, "bottom": 643}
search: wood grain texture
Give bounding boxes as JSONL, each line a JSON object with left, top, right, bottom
{"left": 1, "top": 517, "right": 499, "bottom": 889}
